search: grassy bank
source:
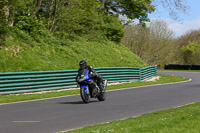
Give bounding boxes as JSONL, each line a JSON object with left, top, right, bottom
{"left": 64, "top": 101, "right": 200, "bottom": 133}
{"left": 0, "top": 29, "right": 146, "bottom": 72}
{"left": 0, "top": 74, "right": 189, "bottom": 104}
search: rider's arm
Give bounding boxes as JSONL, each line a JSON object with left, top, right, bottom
{"left": 88, "top": 65, "right": 97, "bottom": 76}
{"left": 76, "top": 70, "right": 80, "bottom": 82}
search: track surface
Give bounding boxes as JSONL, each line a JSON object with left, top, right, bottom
{"left": 0, "top": 71, "right": 200, "bottom": 133}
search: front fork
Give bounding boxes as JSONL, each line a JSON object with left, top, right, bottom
{"left": 81, "top": 85, "right": 89, "bottom": 95}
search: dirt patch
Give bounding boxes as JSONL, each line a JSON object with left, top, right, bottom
{"left": 145, "top": 76, "right": 160, "bottom": 82}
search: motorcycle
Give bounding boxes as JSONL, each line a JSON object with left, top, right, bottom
{"left": 76, "top": 69, "right": 107, "bottom": 103}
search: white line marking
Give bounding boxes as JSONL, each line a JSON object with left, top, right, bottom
{"left": 0, "top": 94, "right": 79, "bottom": 106}
{"left": 108, "top": 78, "right": 192, "bottom": 92}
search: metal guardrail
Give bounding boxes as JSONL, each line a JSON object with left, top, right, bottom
{"left": 140, "top": 66, "right": 157, "bottom": 81}
{"left": 165, "top": 64, "right": 200, "bottom": 70}
{"left": 0, "top": 66, "right": 157, "bottom": 95}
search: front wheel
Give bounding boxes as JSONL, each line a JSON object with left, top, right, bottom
{"left": 80, "top": 87, "right": 90, "bottom": 103}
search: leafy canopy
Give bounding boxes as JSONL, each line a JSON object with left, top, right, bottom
{"left": 0, "top": 0, "right": 155, "bottom": 42}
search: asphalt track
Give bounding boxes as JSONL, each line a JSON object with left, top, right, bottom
{"left": 0, "top": 71, "right": 200, "bottom": 133}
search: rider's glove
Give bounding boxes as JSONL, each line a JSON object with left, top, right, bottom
{"left": 89, "top": 72, "right": 96, "bottom": 77}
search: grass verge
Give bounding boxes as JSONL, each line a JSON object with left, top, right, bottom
{"left": 63, "top": 101, "right": 200, "bottom": 133}
{"left": 0, "top": 74, "right": 189, "bottom": 104}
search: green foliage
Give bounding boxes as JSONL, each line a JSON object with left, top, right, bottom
{"left": 0, "top": 0, "right": 156, "bottom": 42}
{"left": 0, "top": 0, "right": 156, "bottom": 72}
{"left": 177, "top": 29, "right": 200, "bottom": 64}
{"left": 0, "top": 0, "right": 34, "bottom": 24}
{"left": 0, "top": 29, "right": 147, "bottom": 72}
{"left": 14, "top": 16, "right": 50, "bottom": 43}
{"left": 101, "top": 0, "right": 155, "bottom": 24}
{"left": 0, "top": 23, "right": 9, "bottom": 43}
{"left": 181, "top": 40, "right": 200, "bottom": 64}
{"left": 101, "top": 15, "right": 124, "bottom": 42}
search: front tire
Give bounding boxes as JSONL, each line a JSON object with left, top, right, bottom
{"left": 80, "top": 87, "right": 90, "bottom": 103}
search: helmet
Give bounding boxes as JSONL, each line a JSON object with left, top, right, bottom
{"left": 79, "top": 60, "right": 87, "bottom": 68}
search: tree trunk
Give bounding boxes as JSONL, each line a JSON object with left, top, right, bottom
{"left": 100, "top": 0, "right": 106, "bottom": 24}
{"left": 3, "top": 5, "right": 14, "bottom": 26}
{"left": 35, "top": 0, "right": 42, "bottom": 15}
{"left": 3, "top": 5, "right": 9, "bottom": 23}
{"left": 50, "top": 0, "right": 58, "bottom": 33}
{"left": 47, "top": 0, "right": 54, "bottom": 30}
{"left": 101, "top": 0, "right": 106, "bottom": 14}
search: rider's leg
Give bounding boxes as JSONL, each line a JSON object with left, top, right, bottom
{"left": 97, "top": 75, "right": 104, "bottom": 91}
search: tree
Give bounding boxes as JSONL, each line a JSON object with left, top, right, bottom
{"left": 178, "top": 29, "right": 200, "bottom": 47}
{"left": 122, "top": 19, "right": 179, "bottom": 66}
{"left": 122, "top": 24, "right": 150, "bottom": 58}
{"left": 177, "top": 29, "right": 200, "bottom": 64}
{"left": 2, "top": 0, "right": 177, "bottom": 43}
{"left": 148, "top": 20, "right": 178, "bottom": 65}
{"left": 0, "top": 0, "right": 34, "bottom": 27}
{"left": 181, "top": 40, "right": 200, "bottom": 64}
{"left": 51, "top": 0, "right": 102, "bottom": 35}
{"left": 35, "top": 0, "right": 42, "bottom": 15}
{"left": 98, "top": 0, "right": 155, "bottom": 24}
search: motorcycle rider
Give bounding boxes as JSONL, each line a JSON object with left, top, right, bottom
{"left": 77, "top": 60, "right": 104, "bottom": 94}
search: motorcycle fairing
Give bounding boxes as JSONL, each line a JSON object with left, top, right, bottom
{"left": 81, "top": 85, "right": 89, "bottom": 94}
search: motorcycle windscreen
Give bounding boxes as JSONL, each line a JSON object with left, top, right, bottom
{"left": 78, "top": 68, "right": 89, "bottom": 80}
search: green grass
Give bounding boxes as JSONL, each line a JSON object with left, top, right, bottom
{"left": 106, "top": 74, "right": 188, "bottom": 91}
{"left": 0, "top": 30, "right": 147, "bottom": 72}
{"left": 63, "top": 102, "right": 200, "bottom": 133}
{"left": 0, "top": 74, "right": 189, "bottom": 104}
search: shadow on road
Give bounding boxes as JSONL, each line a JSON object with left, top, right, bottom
{"left": 58, "top": 100, "right": 98, "bottom": 104}
{"left": 58, "top": 101, "right": 84, "bottom": 104}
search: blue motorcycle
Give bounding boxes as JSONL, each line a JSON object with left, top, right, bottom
{"left": 76, "top": 69, "right": 107, "bottom": 103}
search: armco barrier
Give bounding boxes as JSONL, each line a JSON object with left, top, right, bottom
{"left": 0, "top": 66, "right": 157, "bottom": 95}
{"left": 140, "top": 66, "right": 157, "bottom": 81}
{"left": 165, "top": 64, "right": 200, "bottom": 70}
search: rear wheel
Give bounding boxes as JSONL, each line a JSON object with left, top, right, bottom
{"left": 97, "top": 80, "right": 107, "bottom": 101}
{"left": 97, "top": 92, "right": 106, "bottom": 101}
{"left": 80, "top": 87, "right": 90, "bottom": 103}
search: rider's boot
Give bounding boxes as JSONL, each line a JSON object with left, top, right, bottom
{"left": 101, "top": 80, "right": 107, "bottom": 92}
{"left": 99, "top": 82, "right": 105, "bottom": 93}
